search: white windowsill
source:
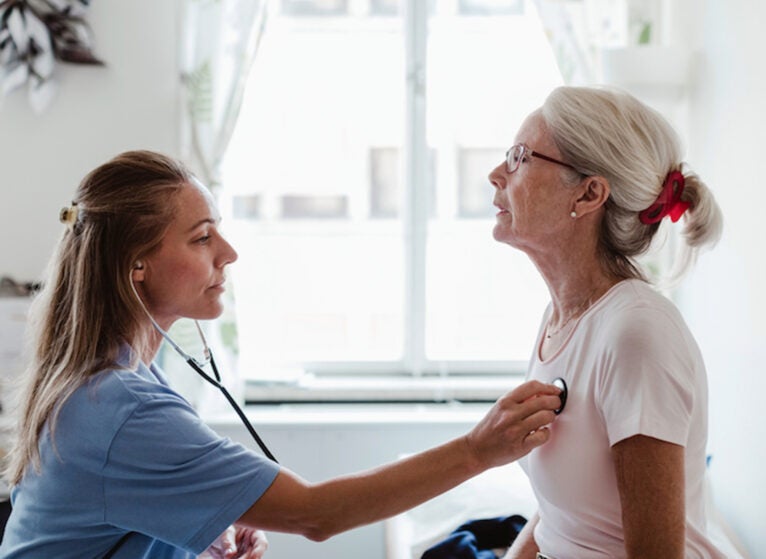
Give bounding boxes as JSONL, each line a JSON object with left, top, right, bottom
{"left": 242, "top": 374, "right": 523, "bottom": 404}
{"left": 203, "top": 400, "right": 494, "bottom": 428}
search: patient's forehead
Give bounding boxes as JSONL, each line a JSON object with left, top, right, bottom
{"left": 515, "top": 110, "right": 557, "bottom": 154}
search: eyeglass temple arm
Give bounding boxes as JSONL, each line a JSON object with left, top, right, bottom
{"left": 529, "top": 149, "right": 578, "bottom": 171}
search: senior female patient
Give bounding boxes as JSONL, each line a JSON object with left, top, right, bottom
{"left": 489, "top": 85, "right": 729, "bottom": 559}
{"left": 0, "top": 150, "right": 562, "bottom": 559}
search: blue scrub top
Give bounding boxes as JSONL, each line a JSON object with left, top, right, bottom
{"left": 0, "top": 348, "right": 280, "bottom": 559}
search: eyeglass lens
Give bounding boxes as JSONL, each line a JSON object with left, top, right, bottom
{"left": 506, "top": 145, "right": 524, "bottom": 173}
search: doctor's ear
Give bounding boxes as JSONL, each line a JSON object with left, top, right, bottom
{"left": 131, "top": 261, "right": 145, "bottom": 282}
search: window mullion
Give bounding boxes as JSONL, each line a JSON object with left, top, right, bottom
{"left": 403, "top": 1, "right": 429, "bottom": 377}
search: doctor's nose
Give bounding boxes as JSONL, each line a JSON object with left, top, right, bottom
{"left": 219, "top": 237, "right": 238, "bottom": 266}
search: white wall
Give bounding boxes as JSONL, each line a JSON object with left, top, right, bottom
{"left": 0, "top": 0, "right": 181, "bottom": 281}
{"left": 680, "top": 0, "right": 766, "bottom": 555}
{"left": 2, "top": 0, "right": 764, "bottom": 557}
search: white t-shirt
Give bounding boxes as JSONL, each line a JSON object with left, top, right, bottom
{"left": 520, "top": 279, "right": 727, "bottom": 558}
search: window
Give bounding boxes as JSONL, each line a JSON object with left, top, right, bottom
{"left": 221, "top": 0, "right": 564, "bottom": 402}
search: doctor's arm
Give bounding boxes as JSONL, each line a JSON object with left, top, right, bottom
{"left": 612, "top": 434, "right": 685, "bottom": 559}
{"left": 236, "top": 381, "right": 561, "bottom": 541}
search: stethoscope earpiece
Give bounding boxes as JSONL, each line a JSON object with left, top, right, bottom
{"left": 552, "top": 377, "right": 568, "bottom": 415}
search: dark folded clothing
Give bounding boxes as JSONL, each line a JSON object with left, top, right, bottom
{"left": 421, "top": 515, "right": 527, "bottom": 559}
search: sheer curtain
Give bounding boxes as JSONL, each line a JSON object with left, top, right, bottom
{"left": 533, "top": 0, "right": 597, "bottom": 85}
{"left": 533, "top": 0, "right": 674, "bottom": 87}
{"left": 532, "top": 0, "right": 634, "bottom": 85}
{"left": 180, "top": 0, "right": 269, "bottom": 190}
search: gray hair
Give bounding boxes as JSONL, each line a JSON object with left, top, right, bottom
{"left": 541, "top": 86, "right": 723, "bottom": 282}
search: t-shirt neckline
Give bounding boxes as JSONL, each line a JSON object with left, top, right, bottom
{"left": 536, "top": 278, "right": 639, "bottom": 364}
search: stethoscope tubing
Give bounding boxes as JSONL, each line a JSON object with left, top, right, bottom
{"left": 130, "top": 278, "right": 278, "bottom": 463}
{"left": 186, "top": 353, "right": 278, "bottom": 463}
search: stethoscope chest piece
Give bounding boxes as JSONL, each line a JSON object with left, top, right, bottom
{"left": 552, "top": 377, "right": 568, "bottom": 415}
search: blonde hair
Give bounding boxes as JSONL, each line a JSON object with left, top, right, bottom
{"left": 3, "top": 150, "right": 192, "bottom": 485}
{"left": 541, "top": 86, "right": 723, "bottom": 282}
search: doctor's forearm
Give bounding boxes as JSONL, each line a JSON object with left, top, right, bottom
{"left": 238, "top": 381, "right": 559, "bottom": 540}
{"left": 241, "top": 435, "right": 483, "bottom": 541}
{"left": 307, "top": 435, "right": 483, "bottom": 537}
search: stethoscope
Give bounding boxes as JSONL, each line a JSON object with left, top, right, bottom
{"left": 130, "top": 279, "right": 278, "bottom": 463}
{"left": 552, "top": 377, "right": 568, "bottom": 415}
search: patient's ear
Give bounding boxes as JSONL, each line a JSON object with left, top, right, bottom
{"left": 573, "top": 175, "right": 610, "bottom": 217}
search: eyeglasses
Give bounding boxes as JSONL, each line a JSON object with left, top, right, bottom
{"left": 505, "top": 143, "right": 580, "bottom": 174}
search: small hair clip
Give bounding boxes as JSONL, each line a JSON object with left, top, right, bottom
{"left": 59, "top": 203, "right": 79, "bottom": 229}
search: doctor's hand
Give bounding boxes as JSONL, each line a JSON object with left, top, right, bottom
{"left": 199, "top": 526, "right": 268, "bottom": 559}
{"left": 464, "top": 380, "right": 562, "bottom": 470}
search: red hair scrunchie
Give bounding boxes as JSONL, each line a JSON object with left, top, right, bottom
{"left": 638, "top": 170, "right": 691, "bottom": 225}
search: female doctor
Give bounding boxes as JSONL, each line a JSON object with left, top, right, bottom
{"left": 0, "top": 150, "right": 562, "bottom": 559}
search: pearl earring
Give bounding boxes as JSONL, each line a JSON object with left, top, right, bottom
{"left": 570, "top": 211, "right": 577, "bottom": 218}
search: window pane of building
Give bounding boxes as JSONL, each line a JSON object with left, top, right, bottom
{"left": 369, "top": 147, "right": 400, "bottom": 218}
{"left": 458, "top": 0, "right": 524, "bottom": 16}
{"left": 281, "top": 0, "right": 347, "bottom": 16}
